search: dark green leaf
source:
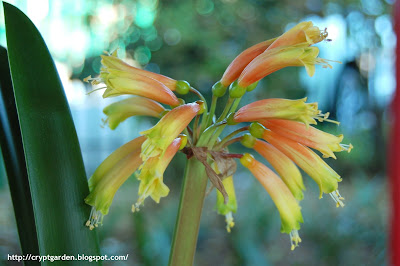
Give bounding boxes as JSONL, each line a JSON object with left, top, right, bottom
{"left": 3, "top": 2, "right": 100, "bottom": 264}
{"left": 0, "top": 45, "right": 39, "bottom": 265}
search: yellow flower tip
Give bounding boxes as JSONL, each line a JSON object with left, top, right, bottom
{"left": 140, "top": 103, "right": 200, "bottom": 161}
{"left": 85, "top": 207, "right": 104, "bottom": 230}
{"left": 330, "top": 190, "right": 345, "bottom": 208}
{"left": 290, "top": 230, "right": 302, "bottom": 251}
{"left": 178, "top": 134, "right": 188, "bottom": 150}
{"left": 225, "top": 212, "right": 235, "bottom": 233}
{"left": 240, "top": 153, "right": 255, "bottom": 168}
{"left": 235, "top": 98, "right": 324, "bottom": 127}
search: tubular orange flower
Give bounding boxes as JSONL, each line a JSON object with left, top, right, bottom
{"left": 233, "top": 98, "right": 325, "bottom": 127}
{"left": 238, "top": 46, "right": 334, "bottom": 88}
{"left": 219, "top": 21, "right": 328, "bottom": 89}
{"left": 99, "top": 68, "right": 180, "bottom": 105}
{"left": 103, "top": 96, "right": 166, "bottom": 130}
{"left": 84, "top": 52, "right": 181, "bottom": 105}
{"left": 140, "top": 102, "right": 200, "bottom": 161}
{"left": 100, "top": 51, "right": 179, "bottom": 91}
{"left": 220, "top": 38, "right": 277, "bottom": 88}
{"left": 133, "top": 136, "right": 186, "bottom": 211}
{"left": 267, "top": 21, "right": 328, "bottom": 51}
{"left": 84, "top": 136, "right": 145, "bottom": 229}
{"left": 240, "top": 153, "right": 303, "bottom": 250}
{"left": 241, "top": 134, "right": 305, "bottom": 201}
{"left": 253, "top": 125, "right": 344, "bottom": 206}
{"left": 262, "top": 119, "right": 353, "bottom": 159}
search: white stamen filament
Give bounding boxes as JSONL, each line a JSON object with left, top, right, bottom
{"left": 340, "top": 143, "right": 353, "bottom": 153}
{"left": 316, "top": 112, "right": 340, "bottom": 125}
{"left": 225, "top": 212, "right": 235, "bottom": 233}
{"left": 85, "top": 207, "right": 104, "bottom": 230}
{"left": 290, "top": 230, "right": 302, "bottom": 250}
{"left": 330, "top": 190, "right": 345, "bottom": 208}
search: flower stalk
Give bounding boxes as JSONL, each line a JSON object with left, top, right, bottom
{"left": 168, "top": 158, "right": 208, "bottom": 266}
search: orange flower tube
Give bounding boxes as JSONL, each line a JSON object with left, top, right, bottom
{"left": 101, "top": 51, "right": 178, "bottom": 91}
{"left": 103, "top": 97, "right": 166, "bottom": 130}
{"left": 100, "top": 68, "right": 180, "bottom": 106}
{"left": 252, "top": 138, "right": 305, "bottom": 201}
{"left": 140, "top": 102, "right": 200, "bottom": 161}
{"left": 262, "top": 119, "right": 352, "bottom": 159}
{"left": 267, "top": 21, "right": 328, "bottom": 51}
{"left": 259, "top": 127, "right": 343, "bottom": 205}
{"left": 238, "top": 46, "right": 333, "bottom": 88}
{"left": 233, "top": 98, "right": 321, "bottom": 127}
{"left": 240, "top": 153, "right": 303, "bottom": 250}
{"left": 85, "top": 136, "right": 145, "bottom": 229}
{"left": 220, "top": 38, "right": 277, "bottom": 87}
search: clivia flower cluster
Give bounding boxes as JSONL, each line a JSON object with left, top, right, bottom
{"left": 84, "top": 21, "right": 352, "bottom": 250}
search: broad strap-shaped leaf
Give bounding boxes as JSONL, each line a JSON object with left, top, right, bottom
{"left": 3, "top": 2, "right": 100, "bottom": 263}
{"left": 0, "top": 45, "right": 39, "bottom": 264}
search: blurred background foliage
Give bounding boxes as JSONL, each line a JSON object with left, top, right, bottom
{"left": 0, "top": 0, "right": 393, "bottom": 265}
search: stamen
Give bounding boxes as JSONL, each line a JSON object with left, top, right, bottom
{"left": 225, "top": 212, "right": 235, "bottom": 233}
{"left": 321, "top": 28, "right": 328, "bottom": 40}
{"left": 101, "top": 117, "right": 109, "bottom": 128}
{"left": 290, "top": 230, "right": 302, "bottom": 250}
{"left": 83, "top": 75, "right": 92, "bottom": 83}
{"left": 329, "top": 190, "right": 345, "bottom": 208}
{"left": 85, "top": 207, "right": 104, "bottom": 230}
{"left": 83, "top": 75, "right": 103, "bottom": 86}
{"left": 340, "top": 143, "right": 353, "bottom": 153}
{"left": 140, "top": 143, "right": 158, "bottom": 163}
{"left": 86, "top": 87, "right": 107, "bottom": 95}
{"left": 316, "top": 112, "right": 340, "bottom": 125}
{"left": 132, "top": 197, "right": 144, "bottom": 213}
{"left": 315, "top": 58, "right": 342, "bottom": 69}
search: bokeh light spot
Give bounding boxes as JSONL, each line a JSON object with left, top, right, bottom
{"left": 164, "top": 28, "right": 181, "bottom": 46}
{"left": 196, "top": 0, "right": 214, "bottom": 16}
{"left": 135, "top": 6, "right": 155, "bottom": 28}
{"left": 134, "top": 46, "right": 151, "bottom": 65}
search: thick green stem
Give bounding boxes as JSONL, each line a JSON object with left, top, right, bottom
{"left": 215, "top": 126, "right": 248, "bottom": 150}
{"left": 168, "top": 157, "right": 208, "bottom": 266}
{"left": 217, "top": 97, "right": 234, "bottom": 122}
{"left": 206, "top": 95, "right": 218, "bottom": 127}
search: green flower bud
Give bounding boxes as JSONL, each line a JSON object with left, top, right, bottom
{"left": 175, "top": 80, "right": 191, "bottom": 95}
{"left": 249, "top": 122, "right": 266, "bottom": 138}
{"left": 246, "top": 81, "right": 259, "bottom": 92}
{"left": 229, "top": 81, "right": 246, "bottom": 98}
{"left": 212, "top": 81, "right": 228, "bottom": 97}
{"left": 241, "top": 133, "right": 256, "bottom": 148}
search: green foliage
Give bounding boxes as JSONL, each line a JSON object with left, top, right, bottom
{"left": 0, "top": 45, "right": 39, "bottom": 264}
{"left": 3, "top": 3, "right": 100, "bottom": 264}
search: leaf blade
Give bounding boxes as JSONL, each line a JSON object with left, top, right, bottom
{"left": 3, "top": 2, "right": 101, "bottom": 263}
{"left": 0, "top": 45, "right": 39, "bottom": 265}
